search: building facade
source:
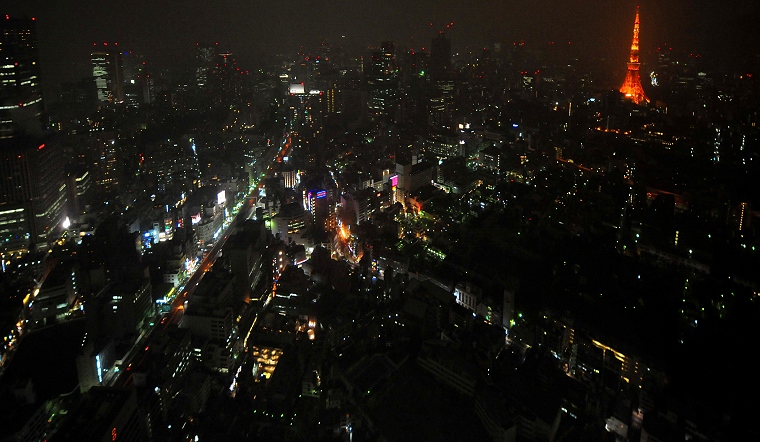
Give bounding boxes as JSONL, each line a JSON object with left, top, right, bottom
{"left": 1, "top": 17, "right": 66, "bottom": 253}
{"left": 91, "top": 43, "right": 124, "bottom": 103}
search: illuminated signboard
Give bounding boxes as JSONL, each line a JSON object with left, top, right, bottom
{"left": 390, "top": 175, "right": 398, "bottom": 189}
{"left": 289, "top": 83, "right": 305, "bottom": 95}
{"left": 217, "top": 190, "right": 226, "bottom": 205}
{"left": 316, "top": 190, "right": 327, "bottom": 199}
{"left": 191, "top": 213, "right": 202, "bottom": 225}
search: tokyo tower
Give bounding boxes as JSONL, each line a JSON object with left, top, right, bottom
{"left": 619, "top": 6, "right": 649, "bottom": 104}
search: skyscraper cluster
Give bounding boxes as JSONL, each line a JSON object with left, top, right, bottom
{"left": 0, "top": 5, "right": 758, "bottom": 441}
{"left": 1, "top": 15, "right": 66, "bottom": 254}
{"left": 90, "top": 42, "right": 153, "bottom": 107}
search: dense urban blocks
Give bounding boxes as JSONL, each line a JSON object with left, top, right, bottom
{"left": 2, "top": 5, "right": 760, "bottom": 441}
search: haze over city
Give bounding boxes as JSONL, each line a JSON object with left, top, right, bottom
{"left": 6, "top": 1, "right": 760, "bottom": 90}
{"left": 1, "top": 1, "right": 760, "bottom": 441}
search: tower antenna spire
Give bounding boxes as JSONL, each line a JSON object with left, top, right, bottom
{"left": 619, "top": 6, "right": 649, "bottom": 104}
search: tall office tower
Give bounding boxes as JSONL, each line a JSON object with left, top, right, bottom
{"left": 619, "top": 6, "right": 649, "bottom": 105}
{"left": 91, "top": 132, "right": 120, "bottom": 193}
{"left": 195, "top": 43, "right": 216, "bottom": 89}
{"left": 198, "top": 44, "right": 244, "bottom": 106}
{"left": 212, "top": 50, "right": 243, "bottom": 101}
{"left": 306, "top": 40, "right": 336, "bottom": 91}
{"left": 122, "top": 51, "right": 152, "bottom": 107}
{"left": 429, "top": 32, "right": 452, "bottom": 81}
{"left": 1, "top": 16, "right": 67, "bottom": 253}
{"left": 396, "top": 49, "right": 428, "bottom": 123}
{"left": 426, "top": 28, "right": 456, "bottom": 127}
{"left": 0, "top": 15, "right": 44, "bottom": 140}
{"left": 367, "top": 41, "right": 398, "bottom": 118}
{"left": 0, "top": 139, "right": 67, "bottom": 255}
{"left": 91, "top": 42, "right": 124, "bottom": 103}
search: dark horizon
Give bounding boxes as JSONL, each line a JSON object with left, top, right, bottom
{"left": 5, "top": 0, "right": 760, "bottom": 94}
{"left": 2, "top": 1, "right": 760, "bottom": 440}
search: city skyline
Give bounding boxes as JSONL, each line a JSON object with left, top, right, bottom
{"left": 1, "top": 1, "right": 759, "bottom": 440}
{"left": 4, "top": 1, "right": 760, "bottom": 94}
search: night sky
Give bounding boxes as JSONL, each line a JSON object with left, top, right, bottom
{"left": 5, "top": 0, "right": 760, "bottom": 90}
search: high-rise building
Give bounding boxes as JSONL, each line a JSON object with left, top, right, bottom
{"left": 0, "top": 133, "right": 67, "bottom": 253}
{"left": 212, "top": 50, "right": 244, "bottom": 103}
{"left": 619, "top": 6, "right": 649, "bottom": 105}
{"left": 90, "top": 131, "right": 120, "bottom": 193}
{"left": 195, "top": 43, "right": 216, "bottom": 89}
{"left": 429, "top": 32, "right": 452, "bottom": 82}
{"left": 195, "top": 43, "right": 246, "bottom": 106}
{"left": 91, "top": 42, "right": 124, "bottom": 103}
{"left": 0, "top": 15, "right": 44, "bottom": 140}
{"left": 367, "top": 41, "right": 398, "bottom": 118}
{"left": 1, "top": 16, "right": 67, "bottom": 253}
{"left": 122, "top": 51, "right": 152, "bottom": 107}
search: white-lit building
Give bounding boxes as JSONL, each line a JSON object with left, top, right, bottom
{"left": 422, "top": 132, "right": 464, "bottom": 159}
{"left": 453, "top": 282, "right": 479, "bottom": 312}
{"left": 91, "top": 43, "right": 124, "bottom": 103}
{"left": 184, "top": 186, "right": 227, "bottom": 246}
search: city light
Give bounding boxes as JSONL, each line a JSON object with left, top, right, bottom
{"left": 0, "top": 5, "right": 754, "bottom": 440}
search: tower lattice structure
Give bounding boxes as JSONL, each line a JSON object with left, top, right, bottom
{"left": 619, "top": 6, "right": 649, "bottom": 104}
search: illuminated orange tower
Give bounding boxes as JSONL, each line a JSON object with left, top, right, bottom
{"left": 619, "top": 6, "right": 649, "bottom": 104}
